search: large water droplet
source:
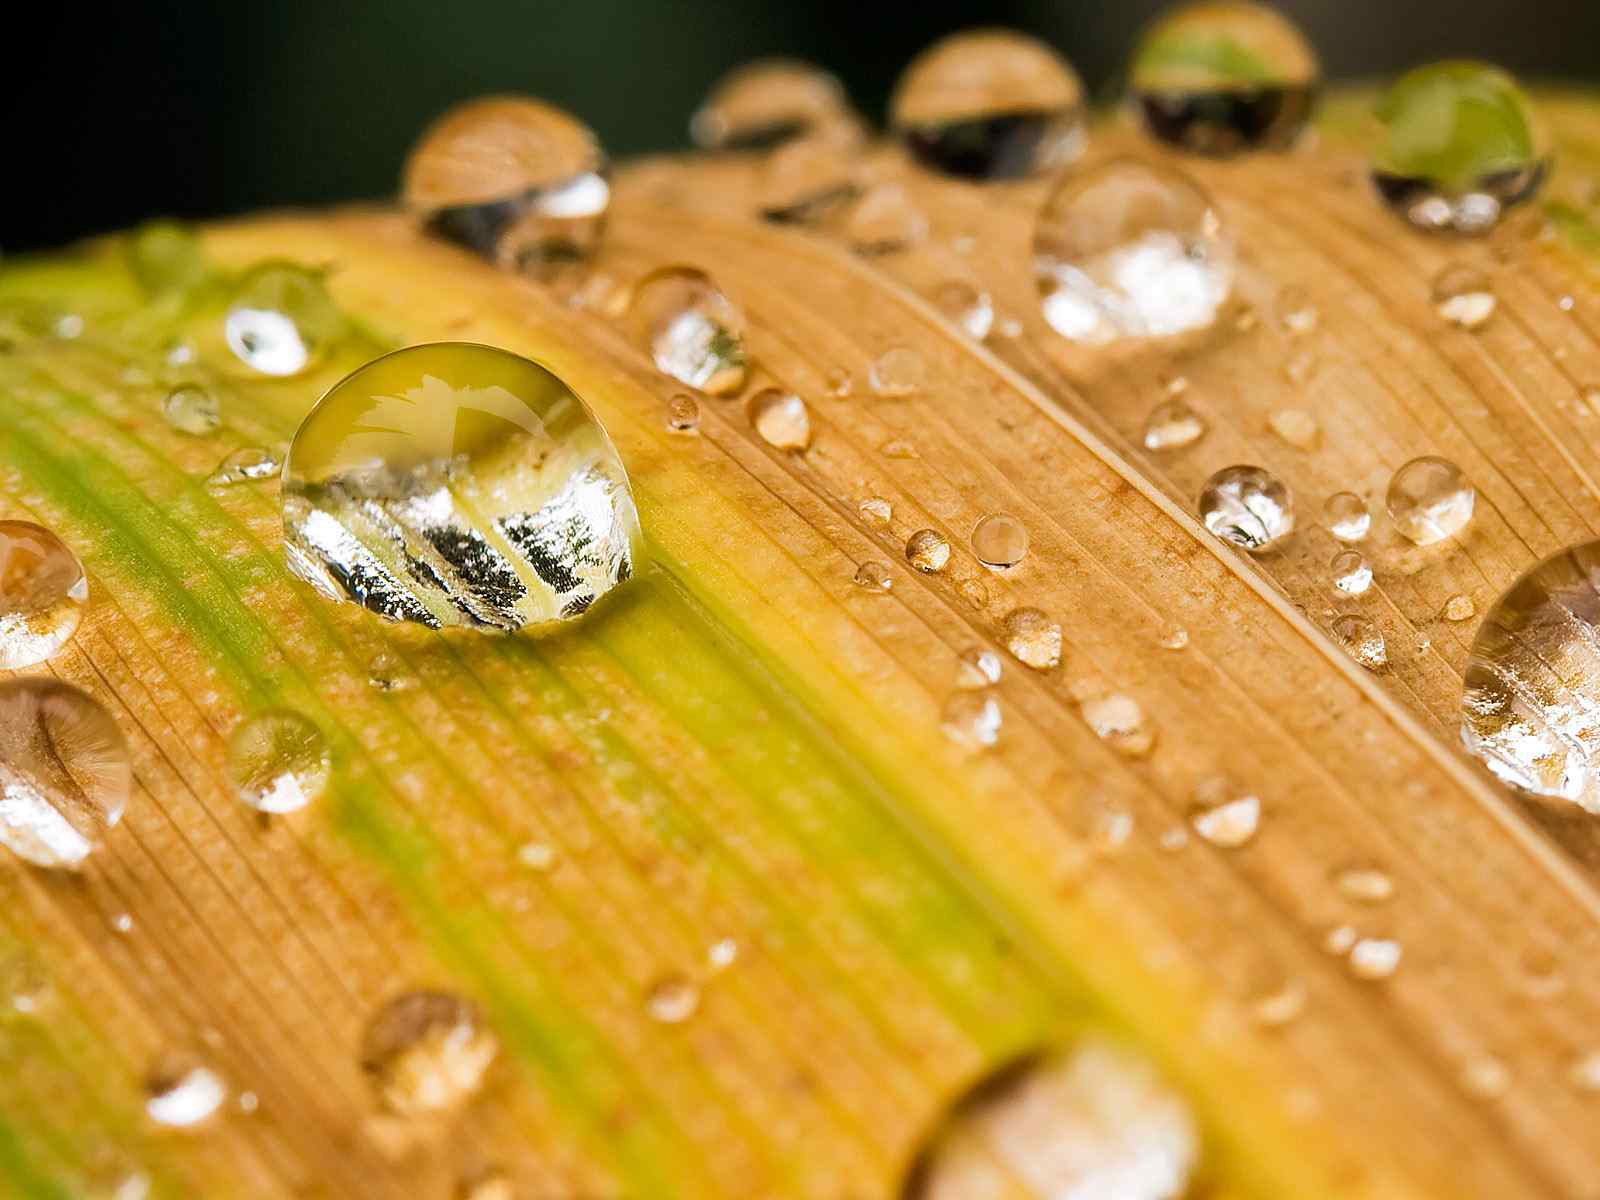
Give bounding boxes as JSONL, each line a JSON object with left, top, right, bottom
{"left": 0, "top": 679, "right": 128, "bottom": 869}
{"left": 629, "top": 268, "right": 748, "bottom": 395}
{"left": 1371, "top": 62, "right": 1549, "bottom": 234}
{"left": 361, "top": 991, "right": 498, "bottom": 1114}
{"left": 906, "top": 529, "right": 952, "bottom": 574}
{"left": 1323, "top": 491, "right": 1370, "bottom": 542}
{"left": 1332, "top": 614, "right": 1388, "bottom": 669}
{"left": 1386, "top": 456, "right": 1475, "bottom": 545}
{"left": 1442, "top": 592, "right": 1476, "bottom": 622}
{"left": 224, "top": 263, "right": 345, "bottom": 377}
{"left": 145, "top": 1053, "right": 227, "bottom": 1129}
{"left": 1003, "top": 607, "right": 1062, "bottom": 670}
{"left": 161, "top": 385, "right": 220, "bottom": 436}
{"left": 941, "top": 692, "right": 1002, "bottom": 751}
{"left": 1035, "top": 159, "right": 1233, "bottom": 344}
{"left": 1142, "top": 397, "right": 1207, "bottom": 451}
{"left": 1130, "top": 0, "right": 1319, "bottom": 155}
{"left": 227, "top": 710, "right": 331, "bottom": 814}
{"left": 403, "top": 96, "right": 609, "bottom": 274}
{"left": 0, "top": 521, "right": 88, "bottom": 670}
{"left": 956, "top": 646, "right": 1003, "bottom": 689}
{"left": 283, "top": 343, "right": 641, "bottom": 630}
{"left": 890, "top": 29, "right": 1086, "bottom": 179}
{"left": 691, "top": 59, "right": 860, "bottom": 151}
{"left": 1198, "top": 465, "right": 1293, "bottom": 552}
{"left": 971, "top": 513, "right": 1028, "bottom": 569}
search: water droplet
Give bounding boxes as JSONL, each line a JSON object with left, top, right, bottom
{"left": 941, "top": 692, "right": 1002, "bottom": 751}
{"left": 1432, "top": 265, "right": 1497, "bottom": 329}
{"left": 516, "top": 841, "right": 555, "bottom": 871}
{"left": 283, "top": 343, "right": 642, "bottom": 630}
{"left": 824, "top": 367, "right": 854, "bottom": 398}
{"left": 1275, "top": 286, "right": 1319, "bottom": 334}
{"left": 207, "top": 446, "right": 281, "bottom": 489}
{"left": 1579, "top": 384, "right": 1600, "bottom": 419}
{"left": 891, "top": 29, "right": 1085, "bottom": 179}
{"left": 1158, "top": 624, "right": 1189, "bottom": 651}
{"left": 645, "top": 973, "right": 700, "bottom": 1024}
{"left": 1141, "top": 397, "right": 1207, "bottom": 451}
{"left": 931, "top": 281, "right": 995, "bottom": 340}
{"left": 1330, "top": 549, "right": 1372, "bottom": 595}
{"left": 457, "top": 1169, "right": 515, "bottom": 1200}
{"left": 0, "top": 521, "right": 88, "bottom": 670}
{"left": 1441, "top": 592, "right": 1476, "bottom": 621}
{"left": 403, "top": 97, "right": 608, "bottom": 275}
{"left": 144, "top": 1053, "right": 227, "bottom": 1128}
{"left": 1569, "top": 1052, "right": 1600, "bottom": 1092}
{"left": 0, "top": 679, "right": 128, "bottom": 869}
{"left": 868, "top": 346, "right": 925, "bottom": 397}
{"left": 224, "top": 262, "right": 344, "bottom": 377}
{"left": 882, "top": 438, "right": 920, "bottom": 460}
{"left": 1333, "top": 866, "right": 1394, "bottom": 903}
{"left": 971, "top": 513, "right": 1028, "bottom": 569}
{"left": 748, "top": 388, "right": 811, "bottom": 450}
{"left": 843, "top": 184, "right": 928, "bottom": 255}
{"left": 1323, "top": 491, "right": 1370, "bottom": 541}
{"left": 858, "top": 496, "right": 893, "bottom": 527}
{"left": 112, "top": 912, "right": 133, "bottom": 934}
{"left": 1130, "top": 1, "right": 1319, "bottom": 155}
{"left": 1003, "top": 608, "right": 1062, "bottom": 670}
{"left": 1036, "top": 159, "right": 1233, "bottom": 344}
{"left": 691, "top": 59, "right": 860, "bottom": 152}
{"left": 0, "top": 952, "right": 51, "bottom": 1015}
{"left": 1332, "top": 614, "right": 1387, "bottom": 669}
{"left": 1460, "top": 1057, "right": 1510, "bottom": 1099}
{"left": 756, "top": 138, "right": 860, "bottom": 224}
{"left": 956, "top": 646, "right": 1003, "bottom": 689}
{"left": 361, "top": 991, "right": 497, "bottom": 1114}
{"left": 128, "top": 220, "right": 208, "bottom": 297}
{"left": 54, "top": 313, "right": 84, "bottom": 339}
{"left": 1323, "top": 924, "right": 1357, "bottom": 955}
{"left": 853, "top": 561, "right": 894, "bottom": 593}
{"left": 665, "top": 393, "right": 700, "bottom": 434}
{"left": 1251, "top": 980, "right": 1306, "bottom": 1027}
{"left": 1080, "top": 692, "right": 1156, "bottom": 757}
{"left": 707, "top": 938, "right": 739, "bottom": 971}
{"left": 1190, "top": 784, "right": 1260, "bottom": 847}
{"left": 227, "top": 710, "right": 331, "bottom": 814}
{"left": 1198, "top": 466, "right": 1294, "bottom": 552}
{"left": 629, "top": 268, "right": 748, "bottom": 395}
{"left": 906, "top": 529, "right": 952, "bottom": 573}
{"left": 1372, "top": 62, "right": 1549, "bottom": 234}
{"left": 161, "top": 385, "right": 220, "bottom": 436}
{"left": 1267, "top": 408, "right": 1319, "bottom": 449}
{"left": 1284, "top": 349, "right": 1318, "bottom": 384}
{"left": 905, "top": 1038, "right": 1198, "bottom": 1200}
{"left": 1347, "top": 937, "right": 1401, "bottom": 980}
{"left": 1386, "top": 455, "right": 1475, "bottom": 545}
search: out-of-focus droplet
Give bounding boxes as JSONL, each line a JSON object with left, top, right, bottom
{"left": 0, "top": 521, "right": 88, "bottom": 670}
{"left": 1334, "top": 865, "right": 1394, "bottom": 903}
{"left": 905, "top": 1038, "right": 1199, "bottom": 1200}
{"left": 1386, "top": 455, "right": 1475, "bottom": 545}
{"left": 403, "top": 96, "right": 609, "bottom": 275}
{"left": 931, "top": 281, "right": 995, "bottom": 340}
{"left": 1332, "top": 614, "right": 1387, "bottom": 669}
{"left": 144, "top": 1053, "right": 227, "bottom": 1129}
{"left": 941, "top": 691, "right": 1002, "bottom": 750}
{"left": 1347, "top": 937, "right": 1402, "bottom": 980}
{"left": 748, "top": 388, "right": 811, "bottom": 450}
{"left": 1460, "top": 1057, "right": 1511, "bottom": 1100}
{"left": 882, "top": 439, "right": 919, "bottom": 460}
{"left": 645, "top": 973, "right": 700, "bottom": 1024}
{"left": 707, "top": 938, "right": 739, "bottom": 972}
{"left": 1159, "top": 624, "right": 1189, "bottom": 650}
{"left": 843, "top": 184, "right": 929, "bottom": 255}
{"left": 227, "top": 710, "right": 331, "bottom": 814}
{"left": 629, "top": 268, "right": 748, "bottom": 395}
{"left": 1080, "top": 692, "right": 1156, "bottom": 757}
{"left": 859, "top": 496, "right": 893, "bottom": 527}
{"left": 891, "top": 29, "right": 1086, "bottom": 179}
{"left": 0, "top": 679, "right": 127, "bottom": 869}
{"left": 956, "top": 646, "right": 1003, "bottom": 689}
{"left": 971, "top": 513, "right": 1029, "bottom": 569}
{"left": 207, "top": 446, "right": 281, "bottom": 489}
{"left": 1198, "top": 465, "right": 1293, "bottom": 552}
{"left": 1323, "top": 491, "right": 1370, "bottom": 541}
{"left": 1442, "top": 593, "right": 1476, "bottom": 621}
{"left": 756, "top": 138, "right": 860, "bottom": 224}
{"left": 127, "top": 220, "right": 209, "bottom": 296}
{"left": 1323, "top": 924, "right": 1358, "bottom": 955}
{"left": 1130, "top": 1, "right": 1319, "bottom": 156}
{"left": 161, "top": 385, "right": 220, "bottom": 436}
{"left": 869, "top": 347, "right": 926, "bottom": 397}
{"left": 1251, "top": 980, "right": 1306, "bottom": 1027}
{"left": 691, "top": 59, "right": 860, "bottom": 151}
{"left": 906, "top": 529, "right": 952, "bottom": 573}
{"left": 853, "top": 561, "right": 894, "bottom": 593}
{"left": 458, "top": 1169, "right": 515, "bottom": 1200}
{"left": 1284, "top": 348, "right": 1318, "bottom": 384}
{"left": 516, "top": 841, "right": 555, "bottom": 871}
{"left": 1035, "top": 159, "right": 1233, "bottom": 344}
{"left": 1330, "top": 548, "right": 1372, "bottom": 595}
{"left": 1003, "top": 607, "right": 1062, "bottom": 670}
{"left": 1372, "top": 62, "right": 1549, "bottom": 234}
{"left": 1142, "top": 397, "right": 1207, "bottom": 451}
{"left": 665, "top": 393, "right": 701, "bottom": 434}
{"left": 1190, "top": 782, "right": 1260, "bottom": 847}
{"left": 362, "top": 991, "right": 497, "bottom": 1114}
{"left": 224, "top": 263, "right": 345, "bottom": 377}
{"left": 283, "top": 343, "right": 641, "bottom": 631}
{"left": 1276, "top": 286, "right": 1319, "bottom": 334}
{"left": 1268, "top": 408, "right": 1319, "bottom": 449}
{"left": 1433, "top": 265, "right": 1497, "bottom": 329}
{"left": 1570, "top": 1052, "right": 1600, "bottom": 1093}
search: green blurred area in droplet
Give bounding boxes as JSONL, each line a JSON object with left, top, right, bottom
{"left": 1373, "top": 61, "right": 1545, "bottom": 190}
{"left": 126, "top": 220, "right": 213, "bottom": 298}
{"left": 1133, "top": 33, "right": 1277, "bottom": 89}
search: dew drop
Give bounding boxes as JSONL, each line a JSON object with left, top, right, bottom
{"left": 1570, "top": 1052, "right": 1600, "bottom": 1093}
{"left": 748, "top": 388, "right": 811, "bottom": 450}
{"left": 629, "top": 268, "right": 748, "bottom": 395}
{"left": 127, "top": 220, "right": 209, "bottom": 297}
{"left": 361, "top": 991, "right": 497, "bottom": 1114}
{"left": 1347, "top": 937, "right": 1402, "bottom": 980}
{"left": 1333, "top": 865, "right": 1394, "bottom": 904}
{"left": 691, "top": 59, "right": 860, "bottom": 152}
{"left": 707, "top": 938, "right": 739, "bottom": 972}
{"left": 1386, "top": 455, "right": 1475, "bottom": 545}
{"left": 0, "top": 679, "right": 128, "bottom": 869}
{"left": 645, "top": 973, "right": 700, "bottom": 1024}
{"left": 1198, "top": 466, "right": 1294, "bottom": 552}
{"left": 824, "top": 367, "right": 854, "bottom": 398}
{"left": 843, "top": 184, "right": 928, "bottom": 255}
{"left": 1323, "top": 924, "right": 1357, "bottom": 955}
{"left": 224, "top": 262, "right": 344, "bottom": 377}
{"left": 906, "top": 529, "right": 952, "bottom": 574}
{"left": 1432, "top": 265, "right": 1497, "bottom": 329}
{"left": 1130, "top": 1, "right": 1320, "bottom": 155}
{"left": 1142, "top": 397, "right": 1207, "bottom": 452}
{"left": 0, "top": 952, "right": 51, "bottom": 1016}
{"left": 858, "top": 496, "right": 893, "bottom": 527}
{"left": 1080, "top": 693, "right": 1156, "bottom": 758}
{"left": 1003, "top": 608, "right": 1062, "bottom": 670}
{"left": 144, "top": 1053, "right": 227, "bottom": 1129}
{"left": 1330, "top": 549, "right": 1372, "bottom": 595}
{"left": 1323, "top": 491, "right": 1370, "bottom": 542}
{"left": 665, "top": 393, "right": 701, "bottom": 434}
{"left": 756, "top": 138, "right": 860, "bottom": 224}
{"left": 891, "top": 30, "right": 1085, "bottom": 179}
{"left": 1267, "top": 408, "right": 1319, "bottom": 449}
{"left": 516, "top": 841, "right": 555, "bottom": 871}
{"left": 283, "top": 343, "right": 642, "bottom": 631}
{"left": 1190, "top": 784, "right": 1260, "bottom": 848}
{"left": 458, "top": 1169, "right": 515, "bottom": 1200}
{"left": 0, "top": 521, "right": 88, "bottom": 670}
{"left": 941, "top": 692, "right": 1002, "bottom": 751}
{"left": 161, "top": 385, "right": 220, "bottom": 436}
{"left": 853, "top": 561, "right": 894, "bottom": 593}
{"left": 1158, "top": 624, "right": 1189, "bottom": 651}
{"left": 1276, "top": 286, "right": 1320, "bottom": 334}
{"left": 868, "top": 347, "right": 925, "bottom": 397}
{"left": 1035, "top": 160, "right": 1233, "bottom": 344}
{"left": 1460, "top": 1057, "right": 1510, "bottom": 1099}
{"left": 1251, "top": 980, "right": 1306, "bottom": 1027}
{"left": 1442, "top": 592, "right": 1476, "bottom": 621}
{"left": 227, "top": 710, "right": 331, "bottom": 815}
{"left": 1332, "top": 614, "right": 1387, "bottom": 669}
{"left": 206, "top": 446, "right": 281, "bottom": 489}
{"left": 931, "top": 281, "right": 995, "bottom": 340}
{"left": 882, "top": 438, "right": 920, "bottom": 460}
{"left": 956, "top": 646, "right": 1003, "bottom": 689}
{"left": 971, "top": 513, "right": 1028, "bottom": 569}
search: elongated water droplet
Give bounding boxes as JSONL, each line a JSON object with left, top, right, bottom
{"left": 207, "top": 446, "right": 281, "bottom": 489}
{"left": 882, "top": 438, "right": 919, "bottom": 460}
{"left": 1347, "top": 937, "right": 1402, "bottom": 980}
{"left": 1003, "top": 608, "right": 1062, "bottom": 670}
{"left": 227, "top": 710, "right": 331, "bottom": 814}
{"left": 645, "top": 973, "right": 700, "bottom": 1024}
{"left": 1080, "top": 693, "right": 1156, "bottom": 758}
{"left": 1332, "top": 614, "right": 1387, "bottom": 669}
{"left": 283, "top": 343, "right": 641, "bottom": 630}
{"left": 941, "top": 692, "right": 1002, "bottom": 750}
{"left": 1323, "top": 491, "right": 1370, "bottom": 541}
{"left": 224, "top": 262, "right": 344, "bottom": 377}
{"left": 0, "top": 522, "right": 88, "bottom": 670}
{"left": 403, "top": 96, "right": 608, "bottom": 275}
{"left": 891, "top": 29, "right": 1086, "bottom": 179}
{"left": 145, "top": 1053, "right": 227, "bottom": 1129}
{"left": 956, "top": 646, "right": 1003, "bottom": 689}
{"left": 1190, "top": 783, "right": 1260, "bottom": 847}
{"left": 1330, "top": 549, "right": 1372, "bottom": 595}
{"left": 1130, "top": 1, "right": 1319, "bottom": 155}
{"left": 869, "top": 347, "right": 925, "bottom": 397}
{"left": 691, "top": 59, "right": 860, "bottom": 151}
{"left": 1334, "top": 866, "right": 1394, "bottom": 903}
{"left": 1198, "top": 465, "right": 1293, "bottom": 552}
{"left": 1142, "top": 397, "right": 1207, "bottom": 451}
{"left": 161, "top": 385, "right": 220, "bottom": 436}
{"left": 931, "top": 281, "right": 995, "bottom": 340}
{"left": 362, "top": 991, "right": 497, "bottom": 1114}
{"left": 906, "top": 529, "right": 951, "bottom": 574}
{"left": 1386, "top": 455, "right": 1474, "bottom": 545}
{"left": 853, "top": 561, "right": 893, "bottom": 593}
{"left": 665, "top": 393, "right": 700, "bottom": 434}
{"left": 971, "top": 513, "right": 1028, "bottom": 568}
{"left": 1035, "top": 160, "right": 1233, "bottom": 344}
{"left": 1433, "top": 265, "right": 1497, "bottom": 329}
{"left": 748, "top": 388, "right": 811, "bottom": 450}
{"left": 629, "top": 268, "right": 748, "bottom": 395}
{"left": 843, "top": 184, "right": 928, "bottom": 255}
{"left": 1267, "top": 408, "right": 1319, "bottom": 449}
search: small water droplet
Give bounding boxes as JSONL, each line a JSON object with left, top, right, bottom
{"left": 112, "top": 912, "right": 133, "bottom": 934}
{"left": 630, "top": 268, "right": 748, "bottom": 395}
{"left": 971, "top": 513, "right": 1028, "bottom": 569}
{"left": 645, "top": 973, "right": 700, "bottom": 1024}
{"left": 931, "top": 281, "right": 995, "bottom": 340}
{"left": 1442, "top": 592, "right": 1476, "bottom": 621}
{"left": 1323, "top": 924, "right": 1357, "bottom": 955}
{"left": 361, "top": 991, "right": 497, "bottom": 1114}
{"left": 144, "top": 1053, "right": 227, "bottom": 1128}
{"left": 906, "top": 529, "right": 952, "bottom": 573}
{"left": 1386, "top": 455, "right": 1475, "bottom": 545}
{"left": 1190, "top": 784, "right": 1259, "bottom": 847}
{"left": 1460, "top": 1057, "right": 1510, "bottom": 1099}
{"left": 128, "top": 220, "right": 209, "bottom": 296}
{"left": 891, "top": 30, "right": 1085, "bottom": 179}
{"left": 882, "top": 438, "right": 920, "bottom": 460}
{"left": 1333, "top": 866, "right": 1394, "bottom": 903}
{"left": 161, "top": 385, "right": 221, "bottom": 436}
{"left": 665, "top": 393, "right": 701, "bottom": 434}
{"left": 227, "top": 710, "right": 331, "bottom": 814}
{"left": 1347, "top": 937, "right": 1402, "bottom": 980}
{"left": 1158, "top": 624, "right": 1189, "bottom": 651}
{"left": 1284, "top": 349, "right": 1318, "bottom": 384}
{"left": 1142, "top": 397, "right": 1207, "bottom": 451}
{"left": 1275, "top": 286, "right": 1320, "bottom": 334}
{"left": 748, "top": 388, "right": 811, "bottom": 450}
{"left": 0, "top": 952, "right": 51, "bottom": 1015}
{"left": 1569, "top": 1051, "right": 1600, "bottom": 1092}
{"left": 1323, "top": 491, "right": 1370, "bottom": 541}
{"left": 691, "top": 59, "right": 859, "bottom": 152}
{"left": 707, "top": 938, "right": 739, "bottom": 972}
{"left": 367, "top": 652, "right": 411, "bottom": 692}
{"left": 868, "top": 347, "right": 925, "bottom": 397}
{"left": 0, "top": 679, "right": 128, "bottom": 869}
{"left": 1130, "top": 1, "right": 1319, "bottom": 155}
{"left": 1198, "top": 466, "right": 1294, "bottom": 552}
{"left": 1330, "top": 549, "right": 1372, "bottom": 595}
{"left": 941, "top": 692, "right": 1002, "bottom": 751}
{"left": 1332, "top": 614, "right": 1387, "bottom": 669}
{"left": 1003, "top": 608, "right": 1062, "bottom": 670}
{"left": 516, "top": 841, "right": 555, "bottom": 871}
{"left": 956, "top": 646, "right": 1003, "bottom": 689}
{"left": 0, "top": 521, "right": 89, "bottom": 670}
{"left": 842, "top": 184, "right": 928, "bottom": 255}
{"left": 858, "top": 496, "right": 893, "bottom": 527}
{"left": 224, "top": 262, "right": 344, "bottom": 377}
{"left": 206, "top": 446, "right": 281, "bottom": 489}
{"left": 1432, "top": 265, "right": 1497, "bottom": 329}
{"left": 824, "top": 367, "right": 854, "bottom": 398}
{"left": 1036, "top": 160, "right": 1233, "bottom": 343}
{"left": 237, "top": 1091, "right": 259, "bottom": 1115}
{"left": 853, "top": 561, "right": 894, "bottom": 593}
{"left": 1267, "top": 408, "right": 1319, "bottom": 449}
{"left": 1080, "top": 692, "right": 1156, "bottom": 757}
{"left": 1251, "top": 980, "right": 1306, "bottom": 1027}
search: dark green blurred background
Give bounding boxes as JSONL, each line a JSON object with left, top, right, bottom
{"left": 6, "top": 0, "right": 1597, "bottom": 250}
